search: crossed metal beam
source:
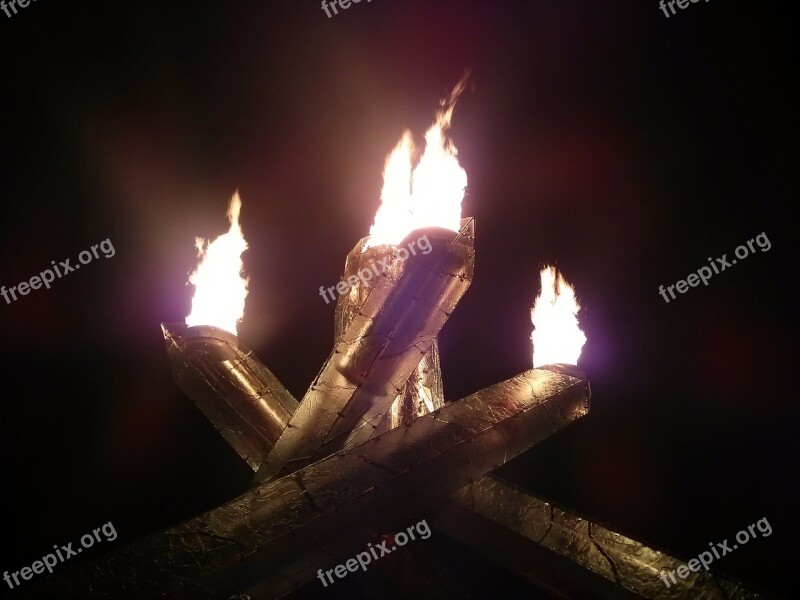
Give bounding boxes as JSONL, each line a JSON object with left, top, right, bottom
{"left": 23, "top": 221, "right": 769, "bottom": 599}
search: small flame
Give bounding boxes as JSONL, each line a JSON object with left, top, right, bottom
{"left": 366, "top": 75, "right": 470, "bottom": 248}
{"left": 531, "top": 266, "right": 586, "bottom": 368}
{"left": 185, "top": 193, "right": 249, "bottom": 335}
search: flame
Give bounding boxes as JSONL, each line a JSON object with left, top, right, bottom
{"left": 185, "top": 192, "right": 249, "bottom": 335}
{"left": 531, "top": 266, "right": 586, "bottom": 367}
{"left": 366, "top": 75, "right": 470, "bottom": 248}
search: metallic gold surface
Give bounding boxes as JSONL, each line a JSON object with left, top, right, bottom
{"left": 24, "top": 368, "right": 588, "bottom": 599}
{"left": 258, "top": 220, "right": 475, "bottom": 479}
{"left": 334, "top": 227, "right": 456, "bottom": 441}
{"left": 442, "top": 475, "right": 769, "bottom": 599}
{"left": 162, "top": 322, "right": 298, "bottom": 471}
{"left": 375, "top": 338, "right": 445, "bottom": 434}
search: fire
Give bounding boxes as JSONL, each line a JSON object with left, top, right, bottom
{"left": 366, "top": 75, "right": 470, "bottom": 248}
{"left": 531, "top": 266, "right": 586, "bottom": 368}
{"left": 185, "top": 192, "right": 249, "bottom": 336}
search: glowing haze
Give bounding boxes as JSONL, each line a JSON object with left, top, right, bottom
{"left": 366, "top": 75, "right": 470, "bottom": 248}
{"left": 185, "top": 193, "right": 249, "bottom": 336}
{"left": 531, "top": 266, "right": 586, "bottom": 367}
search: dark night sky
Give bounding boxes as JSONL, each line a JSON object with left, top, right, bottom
{"left": 1, "top": 1, "right": 797, "bottom": 598}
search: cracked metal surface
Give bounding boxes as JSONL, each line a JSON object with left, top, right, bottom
{"left": 162, "top": 323, "right": 298, "bottom": 471}
{"left": 258, "top": 221, "right": 475, "bottom": 480}
{"left": 445, "top": 475, "right": 769, "bottom": 599}
{"left": 23, "top": 368, "right": 588, "bottom": 599}
{"left": 372, "top": 338, "right": 445, "bottom": 435}
{"left": 333, "top": 228, "right": 452, "bottom": 442}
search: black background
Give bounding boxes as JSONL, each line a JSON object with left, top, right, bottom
{"left": 1, "top": 1, "right": 797, "bottom": 597}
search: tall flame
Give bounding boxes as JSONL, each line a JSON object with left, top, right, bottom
{"left": 366, "top": 75, "right": 470, "bottom": 248}
{"left": 185, "top": 193, "right": 249, "bottom": 335}
{"left": 531, "top": 266, "right": 586, "bottom": 368}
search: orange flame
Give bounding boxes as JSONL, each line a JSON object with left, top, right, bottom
{"left": 531, "top": 266, "right": 586, "bottom": 367}
{"left": 185, "top": 192, "right": 249, "bottom": 335}
{"left": 366, "top": 75, "right": 470, "bottom": 248}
